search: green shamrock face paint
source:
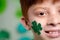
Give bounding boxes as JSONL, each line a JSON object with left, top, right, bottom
{"left": 32, "top": 21, "right": 42, "bottom": 35}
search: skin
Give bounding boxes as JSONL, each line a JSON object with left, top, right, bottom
{"left": 21, "top": 0, "right": 60, "bottom": 40}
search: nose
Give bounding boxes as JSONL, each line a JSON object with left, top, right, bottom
{"left": 47, "top": 15, "right": 60, "bottom": 26}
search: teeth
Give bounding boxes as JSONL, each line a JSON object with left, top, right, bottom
{"left": 49, "top": 32, "right": 52, "bottom": 34}
{"left": 49, "top": 32, "right": 58, "bottom": 34}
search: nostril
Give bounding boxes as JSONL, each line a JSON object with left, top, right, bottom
{"left": 50, "top": 23, "right": 54, "bottom": 25}
{"left": 50, "top": 23, "right": 56, "bottom": 26}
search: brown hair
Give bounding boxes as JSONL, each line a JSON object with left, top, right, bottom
{"left": 20, "top": 0, "right": 59, "bottom": 20}
{"left": 20, "top": 0, "right": 43, "bottom": 20}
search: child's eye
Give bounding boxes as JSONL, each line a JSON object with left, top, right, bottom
{"left": 34, "top": 9, "right": 48, "bottom": 17}
{"left": 38, "top": 12, "right": 46, "bottom": 17}
{"left": 34, "top": 11, "right": 47, "bottom": 17}
{"left": 39, "top": 12, "right": 45, "bottom": 16}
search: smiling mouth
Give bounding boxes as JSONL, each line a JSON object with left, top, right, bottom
{"left": 45, "top": 30, "right": 60, "bottom": 38}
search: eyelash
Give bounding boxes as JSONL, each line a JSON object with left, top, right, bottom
{"left": 35, "top": 11, "right": 47, "bottom": 17}
{"left": 39, "top": 12, "right": 45, "bottom": 16}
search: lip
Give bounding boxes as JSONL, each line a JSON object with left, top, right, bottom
{"left": 44, "top": 30, "right": 60, "bottom": 38}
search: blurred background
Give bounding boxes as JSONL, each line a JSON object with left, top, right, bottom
{"left": 0, "top": 0, "right": 34, "bottom": 40}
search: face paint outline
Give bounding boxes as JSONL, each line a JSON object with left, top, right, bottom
{"left": 32, "top": 21, "right": 42, "bottom": 35}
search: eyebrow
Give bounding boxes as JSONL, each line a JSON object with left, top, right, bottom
{"left": 53, "top": 0, "right": 60, "bottom": 4}
{"left": 33, "top": 7, "right": 49, "bottom": 11}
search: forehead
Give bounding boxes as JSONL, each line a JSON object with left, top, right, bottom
{"left": 28, "top": 0, "right": 60, "bottom": 14}
{"left": 37, "top": 0, "right": 60, "bottom": 3}
{"left": 30, "top": 0, "right": 60, "bottom": 9}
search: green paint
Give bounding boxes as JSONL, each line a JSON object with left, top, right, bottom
{"left": 32, "top": 21, "right": 42, "bottom": 35}
{"left": 0, "top": 0, "right": 6, "bottom": 14}
{"left": 15, "top": 8, "right": 22, "bottom": 19}
{"left": 0, "top": 30, "right": 10, "bottom": 40}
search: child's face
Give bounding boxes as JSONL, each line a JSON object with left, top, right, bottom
{"left": 27, "top": 0, "right": 60, "bottom": 40}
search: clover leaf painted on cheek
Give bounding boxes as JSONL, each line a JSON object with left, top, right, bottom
{"left": 32, "top": 21, "right": 42, "bottom": 35}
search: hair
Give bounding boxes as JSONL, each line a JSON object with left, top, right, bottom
{"left": 20, "top": 0, "right": 43, "bottom": 20}
{"left": 20, "top": 0, "right": 59, "bottom": 20}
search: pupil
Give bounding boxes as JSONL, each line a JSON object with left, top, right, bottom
{"left": 40, "top": 12, "right": 44, "bottom": 15}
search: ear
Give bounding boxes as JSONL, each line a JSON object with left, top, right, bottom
{"left": 20, "top": 16, "right": 31, "bottom": 30}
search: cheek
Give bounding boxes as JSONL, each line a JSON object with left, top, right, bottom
{"left": 40, "top": 20, "right": 47, "bottom": 27}
{"left": 35, "top": 18, "right": 48, "bottom": 29}
{"left": 28, "top": 16, "right": 48, "bottom": 27}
